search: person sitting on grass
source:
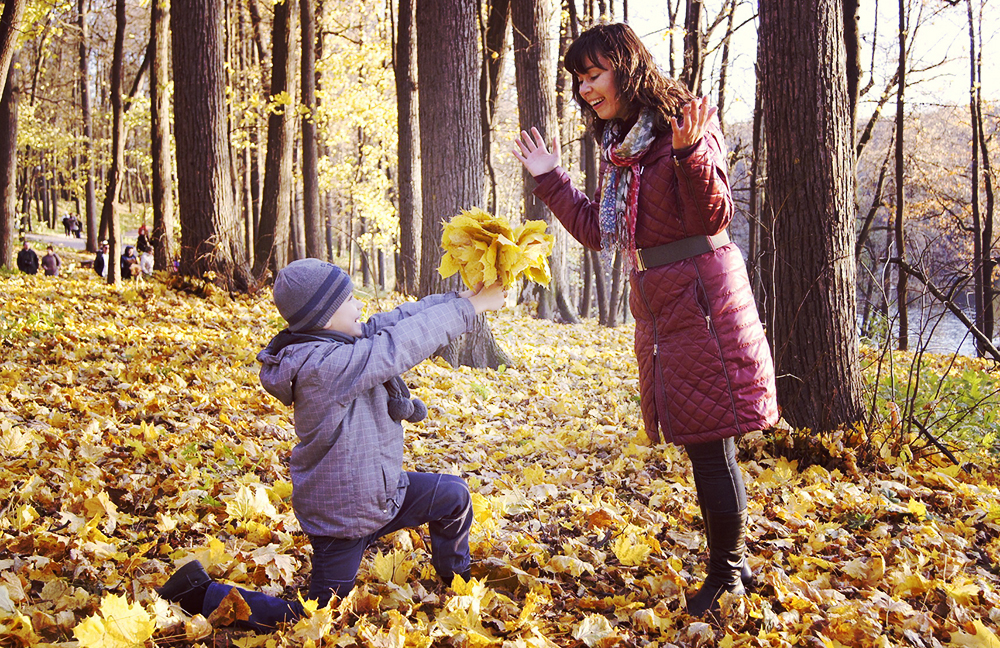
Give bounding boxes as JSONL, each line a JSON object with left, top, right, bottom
{"left": 156, "top": 258, "right": 506, "bottom": 633}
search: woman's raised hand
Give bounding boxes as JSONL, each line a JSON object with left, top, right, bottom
{"left": 512, "top": 127, "right": 560, "bottom": 178}
{"left": 671, "top": 96, "right": 718, "bottom": 150}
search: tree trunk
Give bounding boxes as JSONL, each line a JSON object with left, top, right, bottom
{"left": 102, "top": 0, "right": 127, "bottom": 285}
{"left": 0, "top": 0, "right": 25, "bottom": 103}
{"left": 394, "top": 0, "right": 421, "bottom": 295}
{"left": 681, "top": 0, "right": 703, "bottom": 93}
{"left": 151, "top": 0, "right": 175, "bottom": 271}
{"left": 759, "top": 0, "right": 864, "bottom": 431}
{"left": 417, "top": 0, "right": 509, "bottom": 369}
{"left": 843, "top": 0, "right": 860, "bottom": 134}
{"left": 894, "top": 0, "right": 908, "bottom": 351}
{"left": 77, "top": 0, "right": 98, "bottom": 252}
{"left": 716, "top": 0, "right": 735, "bottom": 132}
{"left": 172, "top": 0, "right": 252, "bottom": 290}
{"left": 481, "top": 0, "right": 510, "bottom": 215}
{"left": 300, "top": 0, "right": 323, "bottom": 259}
{"left": 254, "top": 0, "right": 297, "bottom": 278}
{"left": 512, "top": 0, "right": 577, "bottom": 323}
{"left": 0, "top": 51, "right": 17, "bottom": 269}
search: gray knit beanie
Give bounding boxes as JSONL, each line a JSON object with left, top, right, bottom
{"left": 273, "top": 259, "right": 354, "bottom": 331}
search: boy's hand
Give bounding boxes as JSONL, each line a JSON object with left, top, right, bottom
{"left": 458, "top": 282, "right": 484, "bottom": 300}
{"left": 468, "top": 282, "right": 506, "bottom": 315}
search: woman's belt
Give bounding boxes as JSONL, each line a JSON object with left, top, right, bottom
{"left": 636, "top": 232, "right": 731, "bottom": 271}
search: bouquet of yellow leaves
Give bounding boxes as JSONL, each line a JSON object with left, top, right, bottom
{"left": 438, "top": 207, "right": 554, "bottom": 289}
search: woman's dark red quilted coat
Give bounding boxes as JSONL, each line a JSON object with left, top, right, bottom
{"left": 533, "top": 122, "right": 779, "bottom": 446}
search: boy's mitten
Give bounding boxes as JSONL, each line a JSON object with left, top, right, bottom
{"left": 386, "top": 377, "right": 428, "bottom": 423}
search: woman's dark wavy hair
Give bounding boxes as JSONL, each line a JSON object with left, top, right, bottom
{"left": 564, "top": 22, "right": 695, "bottom": 141}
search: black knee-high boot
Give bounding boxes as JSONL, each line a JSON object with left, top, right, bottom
{"left": 699, "top": 502, "right": 753, "bottom": 589}
{"left": 686, "top": 509, "right": 747, "bottom": 616}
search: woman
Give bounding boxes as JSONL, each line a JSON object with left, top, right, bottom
{"left": 513, "top": 23, "right": 778, "bottom": 616}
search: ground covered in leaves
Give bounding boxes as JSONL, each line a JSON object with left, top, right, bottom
{"left": 2, "top": 261, "right": 1000, "bottom": 647}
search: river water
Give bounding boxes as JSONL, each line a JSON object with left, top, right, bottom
{"left": 866, "top": 303, "right": 998, "bottom": 357}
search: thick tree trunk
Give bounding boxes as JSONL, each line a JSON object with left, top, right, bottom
{"left": 0, "top": 0, "right": 25, "bottom": 103}
{"left": 300, "top": 0, "right": 323, "bottom": 259}
{"left": 759, "top": 0, "right": 864, "bottom": 431}
{"left": 0, "top": 51, "right": 17, "bottom": 269}
{"left": 172, "top": 0, "right": 252, "bottom": 291}
{"left": 254, "top": 0, "right": 297, "bottom": 278}
{"left": 395, "top": 0, "right": 421, "bottom": 295}
{"left": 417, "top": 0, "right": 509, "bottom": 369}
{"left": 512, "top": 0, "right": 577, "bottom": 323}
{"left": 151, "top": 0, "right": 175, "bottom": 271}
{"left": 102, "top": 0, "right": 127, "bottom": 285}
{"left": 77, "top": 0, "right": 98, "bottom": 252}
{"left": 481, "top": 0, "right": 510, "bottom": 215}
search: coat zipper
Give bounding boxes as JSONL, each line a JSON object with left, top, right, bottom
{"left": 636, "top": 274, "right": 673, "bottom": 444}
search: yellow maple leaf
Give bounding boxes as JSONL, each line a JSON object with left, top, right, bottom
{"left": 572, "top": 614, "right": 619, "bottom": 648}
{"left": 612, "top": 533, "right": 652, "bottom": 566}
{"left": 225, "top": 484, "right": 278, "bottom": 522}
{"left": 950, "top": 620, "right": 1000, "bottom": 648}
{"left": 73, "top": 594, "right": 154, "bottom": 648}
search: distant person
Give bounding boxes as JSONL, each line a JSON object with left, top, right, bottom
{"left": 16, "top": 241, "right": 39, "bottom": 275}
{"left": 136, "top": 224, "right": 151, "bottom": 253}
{"left": 120, "top": 245, "right": 140, "bottom": 280}
{"left": 139, "top": 249, "right": 154, "bottom": 276}
{"left": 94, "top": 242, "right": 109, "bottom": 278}
{"left": 155, "top": 259, "right": 506, "bottom": 632}
{"left": 62, "top": 215, "right": 72, "bottom": 236}
{"left": 71, "top": 216, "right": 82, "bottom": 239}
{"left": 41, "top": 246, "right": 61, "bottom": 276}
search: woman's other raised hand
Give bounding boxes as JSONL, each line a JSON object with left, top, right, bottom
{"left": 671, "top": 96, "right": 718, "bottom": 150}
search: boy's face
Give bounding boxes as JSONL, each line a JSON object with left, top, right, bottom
{"left": 323, "top": 294, "right": 364, "bottom": 337}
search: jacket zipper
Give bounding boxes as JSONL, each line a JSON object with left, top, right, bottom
{"left": 636, "top": 274, "right": 673, "bottom": 444}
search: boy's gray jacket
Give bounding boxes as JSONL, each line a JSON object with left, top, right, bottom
{"left": 257, "top": 293, "right": 477, "bottom": 538}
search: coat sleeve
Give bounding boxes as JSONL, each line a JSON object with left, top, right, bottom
{"left": 361, "top": 292, "right": 459, "bottom": 337}
{"left": 317, "top": 298, "right": 476, "bottom": 405}
{"left": 531, "top": 167, "right": 603, "bottom": 251}
{"left": 672, "top": 121, "right": 734, "bottom": 236}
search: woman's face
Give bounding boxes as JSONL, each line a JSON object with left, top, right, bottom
{"left": 576, "top": 53, "right": 629, "bottom": 122}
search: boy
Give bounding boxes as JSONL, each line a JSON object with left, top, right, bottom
{"left": 156, "top": 258, "right": 505, "bottom": 631}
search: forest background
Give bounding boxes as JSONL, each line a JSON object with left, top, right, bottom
{"left": 2, "top": 0, "right": 1000, "bottom": 646}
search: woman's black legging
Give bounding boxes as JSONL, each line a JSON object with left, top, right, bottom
{"left": 685, "top": 436, "right": 747, "bottom": 513}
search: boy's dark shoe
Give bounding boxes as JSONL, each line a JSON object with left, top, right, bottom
{"left": 156, "top": 560, "right": 213, "bottom": 615}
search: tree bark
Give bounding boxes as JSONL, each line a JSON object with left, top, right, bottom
{"left": 481, "top": 0, "right": 510, "bottom": 215}
{"left": 254, "top": 0, "right": 297, "bottom": 278}
{"left": 101, "top": 0, "right": 127, "bottom": 285}
{"left": 0, "top": 51, "right": 17, "bottom": 269}
{"left": 300, "top": 0, "right": 323, "bottom": 259}
{"left": 172, "top": 0, "right": 253, "bottom": 290}
{"left": 394, "top": 0, "right": 421, "bottom": 295}
{"left": 681, "top": 0, "right": 703, "bottom": 93}
{"left": 759, "top": 0, "right": 864, "bottom": 431}
{"left": 78, "top": 0, "right": 98, "bottom": 253}
{"left": 512, "top": 0, "right": 577, "bottom": 323}
{"left": 417, "top": 0, "right": 509, "bottom": 369}
{"left": 151, "top": 0, "right": 175, "bottom": 271}
{"left": 0, "top": 0, "right": 25, "bottom": 103}
{"left": 894, "top": 0, "right": 908, "bottom": 351}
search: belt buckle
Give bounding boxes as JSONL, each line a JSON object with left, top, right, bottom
{"left": 635, "top": 250, "right": 647, "bottom": 272}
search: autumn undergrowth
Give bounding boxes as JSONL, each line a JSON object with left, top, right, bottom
{"left": 2, "top": 261, "right": 1000, "bottom": 647}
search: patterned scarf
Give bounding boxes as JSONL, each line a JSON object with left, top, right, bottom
{"left": 599, "top": 109, "right": 657, "bottom": 274}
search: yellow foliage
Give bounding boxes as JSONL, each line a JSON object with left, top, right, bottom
{"left": 3, "top": 269, "right": 1000, "bottom": 647}
{"left": 438, "top": 207, "right": 554, "bottom": 289}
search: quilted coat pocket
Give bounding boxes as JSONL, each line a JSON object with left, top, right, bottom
{"left": 655, "top": 279, "right": 739, "bottom": 437}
